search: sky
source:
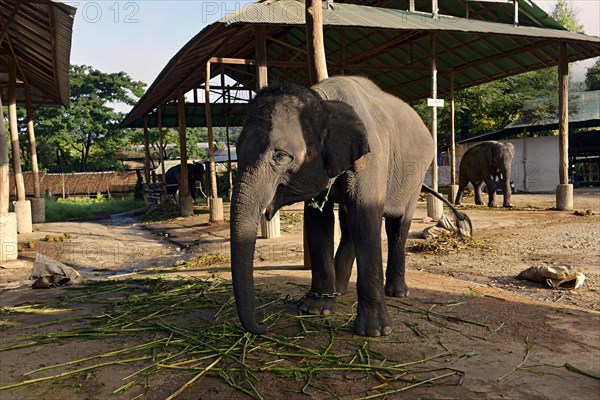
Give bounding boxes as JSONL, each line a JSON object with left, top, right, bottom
{"left": 67, "top": 0, "right": 600, "bottom": 108}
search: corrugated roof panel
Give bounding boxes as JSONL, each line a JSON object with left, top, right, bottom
{"left": 122, "top": 0, "right": 600, "bottom": 129}
{"left": 0, "top": 0, "right": 75, "bottom": 107}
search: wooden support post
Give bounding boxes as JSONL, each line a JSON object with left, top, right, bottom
{"left": 205, "top": 61, "right": 218, "bottom": 200}
{"left": 255, "top": 26, "right": 268, "bottom": 89}
{"left": 178, "top": 88, "right": 193, "bottom": 216}
{"left": 222, "top": 69, "right": 233, "bottom": 201}
{"left": 8, "top": 59, "right": 32, "bottom": 233}
{"left": 306, "top": 0, "right": 329, "bottom": 84}
{"left": 143, "top": 115, "right": 151, "bottom": 189}
{"left": 8, "top": 60, "right": 25, "bottom": 202}
{"left": 205, "top": 61, "right": 223, "bottom": 222}
{"left": 556, "top": 41, "right": 572, "bottom": 210}
{"left": 427, "top": 34, "right": 443, "bottom": 219}
{"left": 448, "top": 71, "right": 459, "bottom": 203}
{"left": 255, "top": 25, "right": 280, "bottom": 238}
{"left": 25, "top": 88, "right": 40, "bottom": 199}
{"left": 25, "top": 87, "right": 45, "bottom": 223}
{"left": 0, "top": 96, "right": 9, "bottom": 215}
{"left": 157, "top": 105, "right": 167, "bottom": 195}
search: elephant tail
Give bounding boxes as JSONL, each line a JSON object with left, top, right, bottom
{"left": 421, "top": 185, "right": 473, "bottom": 238}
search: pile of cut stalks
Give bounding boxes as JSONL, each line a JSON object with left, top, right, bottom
{"left": 0, "top": 277, "right": 468, "bottom": 399}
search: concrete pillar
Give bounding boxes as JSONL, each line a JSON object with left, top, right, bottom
{"left": 427, "top": 194, "right": 443, "bottom": 220}
{"left": 30, "top": 197, "right": 46, "bottom": 224}
{"left": 556, "top": 184, "right": 573, "bottom": 211}
{"left": 180, "top": 195, "right": 194, "bottom": 217}
{"left": 261, "top": 213, "right": 281, "bottom": 239}
{"left": 209, "top": 197, "right": 224, "bottom": 222}
{"left": 448, "top": 185, "right": 459, "bottom": 204}
{"left": 14, "top": 200, "right": 32, "bottom": 233}
{"left": 0, "top": 213, "right": 18, "bottom": 262}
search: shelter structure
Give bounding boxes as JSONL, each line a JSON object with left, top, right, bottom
{"left": 122, "top": 0, "right": 600, "bottom": 230}
{"left": 0, "top": 0, "right": 75, "bottom": 261}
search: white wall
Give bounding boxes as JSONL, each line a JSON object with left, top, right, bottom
{"left": 455, "top": 136, "right": 559, "bottom": 193}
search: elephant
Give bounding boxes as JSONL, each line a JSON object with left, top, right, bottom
{"left": 454, "top": 141, "right": 515, "bottom": 208}
{"left": 230, "top": 76, "right": 471, "bottom": 337}
{"left": 165, "top": 162, "right": 206, "bottom": 200}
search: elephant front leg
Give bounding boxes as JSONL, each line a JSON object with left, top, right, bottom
{"left": 335, "top": 206, "right": 355, "bottom": 294}
{"left": 347, "top": 203, "right": 392, "bottom": 337}
{"left": 474, "top": 182, "right": 485, "bottom": 205}
{"left": 484, "top": 176, "right": 497, "bottom": 207}
{"left": 301, "top": 201, "right": 338, "bottom": 315}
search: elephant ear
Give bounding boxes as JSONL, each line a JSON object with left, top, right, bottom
{"left": 322, "top": 100, "right": 370, "bottom": 178}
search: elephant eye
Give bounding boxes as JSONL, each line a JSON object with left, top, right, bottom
{"left": 271, "top": 149, "right": 294, "bottom": 166}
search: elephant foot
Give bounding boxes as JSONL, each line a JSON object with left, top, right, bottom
{"left": 503, "top": 203, "right": 514, "bottom": 208}
{"left": 355, "top": 307, "right": 393, "bottom": 337}
{"left": 385, "top": 281, "right": 410, "bottom": 297}
{"left": 300, "top": 295, "right": 338, "bottom": 315}
{"left": 488, "top": 202, "right": 497, "bottom": 208}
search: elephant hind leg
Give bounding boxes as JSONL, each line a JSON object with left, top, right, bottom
{"left": 384, "top": 201, "right": 417, "bottom": 297}
{"left": 455, "top": 174, "right": 469, "bottom": 205}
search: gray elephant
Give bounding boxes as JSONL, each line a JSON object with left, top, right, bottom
{"left": 455, "top": 141, "right": 515, "bottom": 208}
{"left": 165, "top": 162, "right": 205, "bottom": 200}
{"left": 230, "top": 76, "right": 470, "bottom": 337}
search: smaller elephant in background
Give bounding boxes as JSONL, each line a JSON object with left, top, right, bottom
{"left": 165, "top": 162, "right": 206, "bottom": 200}
{"left": 455, "top": 140, "right": 515, "bottom": 208}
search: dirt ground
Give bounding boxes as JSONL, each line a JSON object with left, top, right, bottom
{"left": 0, "top": 190, "right": 598, "bottom": 399}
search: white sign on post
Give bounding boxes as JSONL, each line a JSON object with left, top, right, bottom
{"left": 427, "top": 98, "right": 445, "bottom": 108}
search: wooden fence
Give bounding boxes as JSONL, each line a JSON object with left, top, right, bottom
{"left": 7, "top": 171, "right": 139, "bottom": 198}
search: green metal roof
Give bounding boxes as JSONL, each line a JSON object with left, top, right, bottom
{"left": 121, "top": 0, "right": 600, "bottom": 129}
{"left": 125, "top": 103, "right": 247, "bottom": 129}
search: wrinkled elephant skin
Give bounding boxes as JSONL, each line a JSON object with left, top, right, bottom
{"left": 230, "top": 77, "right": 435, "bottom": 337}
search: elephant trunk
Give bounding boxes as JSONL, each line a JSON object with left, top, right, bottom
{"left": 230, "top": 166, "right": 275, "bottom": 334}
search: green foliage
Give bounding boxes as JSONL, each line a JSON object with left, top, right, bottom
{"left": 44, "top": 195, "right": 145, "bottom": 222}
{"left": 586, "top": 59, "right": 600, "bottom": 91}
{"left": 31, "top": 65, "right": 146, "bottom": 172}
{"left": 552, "top": 0, "right": 584, "bottom": 33}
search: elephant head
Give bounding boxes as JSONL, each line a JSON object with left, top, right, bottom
{"left": 486, "top": 141, "right": 515, "bottom": 206}
{"left": 190, "top": 162, "right": 206, "bottom": 198}
{"left": 230, "top": 82, "right": 369, "bottom": 334}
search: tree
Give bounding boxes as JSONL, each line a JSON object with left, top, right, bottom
{"left": 585, "top": 59, "right": 600, "bottom": 91}
{"left": 552, "top": 0, "right": 584, "bottom": 33}
{"left": 31, "top": 65, "right": 146, "bottom": 172}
